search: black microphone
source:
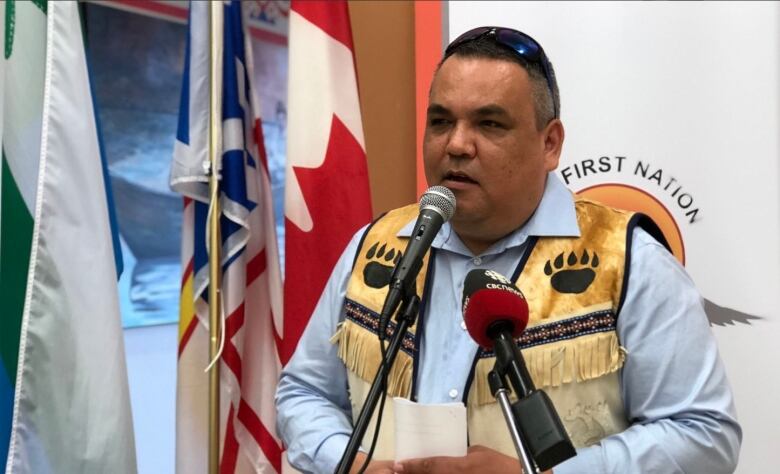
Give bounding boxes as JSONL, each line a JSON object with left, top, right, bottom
{"left": 463, "top": 269, "right": 576, "bottom": 471}
{"left": 378, "top": 186, "right": 456, "bottom": 341}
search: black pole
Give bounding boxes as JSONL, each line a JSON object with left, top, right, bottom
{"left": 492, "top": 330, "right": 535, "bottom": 396}
{"left": 335, "top": 295, "right": 420, "bottom": 474}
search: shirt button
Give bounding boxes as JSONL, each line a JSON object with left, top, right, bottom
{"left": 449, "top": 389, "right": 459, "bottom": 399}
{"left": 461, "top": 320, "right": 467, "bottom": 331}
{"left": 472, "top": 257, "right": 482, "bottom": 265}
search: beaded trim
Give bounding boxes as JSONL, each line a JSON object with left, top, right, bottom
{"left": 344, "top": 299, "right": 418, "bottom": 356}
{"left": 479, "top": 309, "right": 617, "bottom": 358}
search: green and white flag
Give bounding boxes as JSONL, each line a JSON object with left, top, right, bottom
{"left": 1, "top": 1, "right": 136, "bottom": 472}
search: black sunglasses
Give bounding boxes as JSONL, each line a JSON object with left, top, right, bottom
{"left": 446, "top": 26, "right": 559, "bottom": 119}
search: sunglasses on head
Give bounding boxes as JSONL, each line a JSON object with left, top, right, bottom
{"left": 445, "top": 26, "right": 559, "bottom": 120}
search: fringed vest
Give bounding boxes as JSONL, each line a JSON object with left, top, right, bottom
{"left": 331, "top": 197, "right": 660, "bottom": 460}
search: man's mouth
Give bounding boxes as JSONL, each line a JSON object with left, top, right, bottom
{"left": 443, "top": 171, "right": 478, "bottom": 185}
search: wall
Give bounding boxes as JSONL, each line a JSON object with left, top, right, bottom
{"left": 349, "top": 1, "right": 418, "bottom": 216}
{"left": 124, "top": 324, "right": 177, "bottom": 474}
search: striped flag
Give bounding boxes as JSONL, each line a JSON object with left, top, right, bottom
{"left": 171, "top": 2, "right": 283, "bottom": 473}
{"left": 1, "top": 1, "right": 135, "bottom": 472}
{"left": 283, "top": 0, "right": 372, "bottom": 363}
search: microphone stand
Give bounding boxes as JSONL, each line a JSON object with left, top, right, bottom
{"left": 335, "top": 294, "right": 421, "bottom": 474}
{"left": 491, "top": 331, "right": 576, "bottom": 471}
{"left": 488, "top": 370, "right": 538, "bottom": 474}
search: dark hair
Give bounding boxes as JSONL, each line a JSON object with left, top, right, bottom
{"left": 439, "top": 35, "right": 560, "bottom": 130}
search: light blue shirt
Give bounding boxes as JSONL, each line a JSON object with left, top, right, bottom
{"left": 275, "top": 174, "right": 741, "bottom": 474}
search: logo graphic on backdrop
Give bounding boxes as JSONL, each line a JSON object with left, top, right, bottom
{"left": 559, "top": 155, "right": 761, "bottom": 326}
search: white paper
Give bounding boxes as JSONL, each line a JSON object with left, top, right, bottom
{"left": 393, "top": 397, "right": 468, "bottom": 462}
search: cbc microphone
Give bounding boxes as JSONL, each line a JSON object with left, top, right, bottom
{"left": 378, "top": 186, "right": 456, "bottom": 341}
{"left": 462, "top": 269, "right": 534, "bottom": 396}
{"left": 461, "top": 269, "right": 529, "bottom": 348}
{"left": 462, "top": 269, "right": 576, "bottom": 470}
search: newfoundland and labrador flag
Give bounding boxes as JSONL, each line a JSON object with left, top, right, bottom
{"left": 171, "top": 1, "right": 283, "bottom": 472}
{"left": 1, "top": 1, "right": 135, "bottom": 473}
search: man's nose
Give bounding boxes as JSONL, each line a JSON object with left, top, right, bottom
{"left": 445, "top": 123, "right": 476, "bottom": 159}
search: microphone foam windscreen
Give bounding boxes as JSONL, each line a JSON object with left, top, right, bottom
{"left": 462, "top": 269, "right": 529, "bottom": 350}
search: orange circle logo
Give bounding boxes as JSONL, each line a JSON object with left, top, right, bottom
{"left": 577, "top": 183, "right": 685, "bottom": 265}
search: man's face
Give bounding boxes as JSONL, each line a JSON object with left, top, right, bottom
{"left": 423, "top": 56, "right": 563, "bottom": 253}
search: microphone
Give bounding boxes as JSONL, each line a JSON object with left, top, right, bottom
{"left": 462, "top": 269, "right": 529, "bottom": 350}
{"left": 462, "top": 269, "right": 534, "bottom": 395}
{"left": 462, "top": 269, "right": 576, "bottom": 470}
{"left": 378, "top": 186, "right": 456, "bottom": 341}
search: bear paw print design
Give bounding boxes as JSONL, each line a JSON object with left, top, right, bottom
{"left": 362, "top": 242, "right": 401, "bottom": 289}
{"left": 543, "top": 250, "right": 599, "bottom": 294}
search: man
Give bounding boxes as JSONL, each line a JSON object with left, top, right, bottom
{"left": 276, "top": 27, "right": 741, "bottom": 473}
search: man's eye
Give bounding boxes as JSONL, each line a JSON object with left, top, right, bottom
{"left": 429, "top": 118, "right": 450, "bottom": 127}
{"left": 481, "top": 120, "right": 503, "bottom": 128}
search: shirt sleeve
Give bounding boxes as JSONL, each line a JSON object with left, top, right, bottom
{"left": 554, "top": 227, "right": 742, "bottom": 474}
{"left": 275, "top": 227, "right": 367, "bottom": 474}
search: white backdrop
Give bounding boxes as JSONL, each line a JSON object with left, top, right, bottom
{"left": 449, "top": 2, "right": 779, "bottom": 472}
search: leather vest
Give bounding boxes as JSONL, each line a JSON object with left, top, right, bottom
{"left": 331, "top": 197, "right": 659, "bottom": 459}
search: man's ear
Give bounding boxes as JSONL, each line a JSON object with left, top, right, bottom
{"left": 542, "top": 119, "right": 564, "bottom": 171}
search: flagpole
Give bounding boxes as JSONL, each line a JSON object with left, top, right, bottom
{"left": 207, "top": 3, "right": 224, "bottom": 474}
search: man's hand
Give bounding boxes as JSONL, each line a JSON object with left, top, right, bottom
{"left": 396, "top": 445, "right": 553, "bottom": 474}
{"left": 349, "top": 452, "right": 402, "bottom": 474}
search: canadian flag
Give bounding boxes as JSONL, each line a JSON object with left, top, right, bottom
{"left": 283, "top": 1, "right": 372, "bottom": 363}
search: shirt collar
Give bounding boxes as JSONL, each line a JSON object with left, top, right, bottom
{"left": 397, "top": 172, "right": 580, "bottom": 256}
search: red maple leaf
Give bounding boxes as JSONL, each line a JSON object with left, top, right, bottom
{"left": 282, "top": 115, "right": 372, "bottom": 364}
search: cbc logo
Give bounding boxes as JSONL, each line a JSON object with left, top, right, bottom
{"left": 484, "top": 270, "right": 512, "bottom": 284}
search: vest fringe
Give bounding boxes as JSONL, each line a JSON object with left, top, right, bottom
{"left": 332, "top": 320, "right": 413, "bottom": 398}
{"left": 472, "top": 331, "right": 626, "bottom": 405}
